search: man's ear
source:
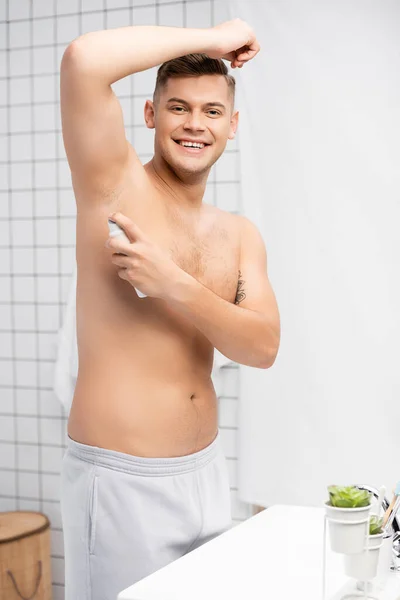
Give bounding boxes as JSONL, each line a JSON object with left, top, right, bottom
{"left": 228, "top": 110, "right": 239, "bottom": 140}
{"left": 144, "top": 100, "right": 155, "bottom": 129}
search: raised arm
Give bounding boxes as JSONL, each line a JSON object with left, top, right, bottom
{"left": 60, "top": 20, "right": 259, "bottom": 195}
{"left": 60, "top": 26, "right": 216, "bottom": 194}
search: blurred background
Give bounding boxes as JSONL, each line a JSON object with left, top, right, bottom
{"left": 1, "top": 1, "right": 400, "bottom": 599}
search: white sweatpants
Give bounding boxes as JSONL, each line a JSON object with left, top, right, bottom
{"left": 60, "top": 430, "right": 232, "bottom": 600}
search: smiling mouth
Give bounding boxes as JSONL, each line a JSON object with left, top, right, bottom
{"left": 173, "top": 140, "right": 211, "bottom": 152}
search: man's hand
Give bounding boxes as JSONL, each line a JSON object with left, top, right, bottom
{"left": 105, "top": 212, "right": 188, "bottom": 300}
{"left": 207, "top": 18, "right": 260, "bottom": 69}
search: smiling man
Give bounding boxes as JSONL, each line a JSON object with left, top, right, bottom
{"left": 59, "top": 18, "right": 280, "bottom": 600}
{"left": 150, "top": 58, "right": 236, "bottom": 184}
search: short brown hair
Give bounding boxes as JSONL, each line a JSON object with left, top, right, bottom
{"left": 153, "top": 53, "right": 236, "bottom": 108}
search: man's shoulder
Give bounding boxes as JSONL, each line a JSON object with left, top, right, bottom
{"left": 205, "top": 203, "right": 242, "bottom": 226}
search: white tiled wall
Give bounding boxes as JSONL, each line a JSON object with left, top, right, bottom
{"left": 0, "top": 1, "right": 252, "bottom": 597}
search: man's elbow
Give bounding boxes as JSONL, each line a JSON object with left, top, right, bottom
{"left": 259, "top": 342, "right": 280, "bottom": 369}
{"left": 258, "top": 317, "right": 280, "bottom": 369}
{"left": 259, "top": 353, "right": 277, "bottom": 369}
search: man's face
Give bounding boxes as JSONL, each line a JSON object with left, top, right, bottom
{"left": 145, "top": 75, "right": 238, "bottom": 178}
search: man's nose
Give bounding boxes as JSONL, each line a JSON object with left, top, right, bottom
{"left": 183, "top": 111, "right": 206, "bottom": 131}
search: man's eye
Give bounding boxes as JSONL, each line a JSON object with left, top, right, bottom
{"left": 208, "top": 110, "right": 220, "bottom": 116}
{"left": 171, "top": 106, "right": 185, "bottom": 111}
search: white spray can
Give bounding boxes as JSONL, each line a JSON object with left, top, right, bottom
{"left": 107, "top": 219, "right": 147, "bottom": 298}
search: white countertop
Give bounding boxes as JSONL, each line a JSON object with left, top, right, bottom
{"left": 117, "top": 504, "right": 400, "bottom": 600}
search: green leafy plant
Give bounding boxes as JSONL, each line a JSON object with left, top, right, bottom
{"left": 327, "top": 485, "right": 372, "bottom": 508}
{"left": 369, "top": 515, "right": 384, "bottom": 535}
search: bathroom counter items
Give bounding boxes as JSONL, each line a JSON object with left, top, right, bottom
{"left": 117, "top": 505, "right": 400, "bottom": 600}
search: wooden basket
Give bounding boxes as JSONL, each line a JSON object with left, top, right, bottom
{"left": 0, "top": 511, "right": 52, "bottom": 600}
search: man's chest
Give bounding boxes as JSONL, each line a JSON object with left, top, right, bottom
{"left": 75, "top": 178, "right": 241, "bottom": 305}
{"left": 167, "top": 227, "right": 239, "bottom": 303}
{"left": 119, "top": 191, "right": 240, "bottom": 304}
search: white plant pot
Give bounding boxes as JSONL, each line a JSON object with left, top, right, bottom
{"left": 344, "top": 532, "right": 384, "bottom": 581}
{"left": 375, "top": 531, "right": 394, "bottom": 587}
{"left": 325, "top": 501, "right": 371, "bottom": 555}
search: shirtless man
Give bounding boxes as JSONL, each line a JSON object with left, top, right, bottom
{"left": 59, "top": 18, "right": 280, "bottom": 600}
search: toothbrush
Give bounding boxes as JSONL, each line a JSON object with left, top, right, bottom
{"left": 382, "top": 480, "right": 400, "bottom": 529}
{"left": 372, "top": 485, "right": 386, "bottom": 517}
{"left": 384, "top": 495, "right": 400, "bottom": 532}
{"left": 107, "top": 219, "right": 147, "bottom": 299}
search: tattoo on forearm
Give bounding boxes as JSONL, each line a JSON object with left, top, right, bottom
{"left": 235, "top": 270, "right": 246, "bottom": 305}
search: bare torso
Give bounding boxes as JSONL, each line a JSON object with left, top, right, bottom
{"left": 68, "top": 150, "right": 241, "bottom": 457}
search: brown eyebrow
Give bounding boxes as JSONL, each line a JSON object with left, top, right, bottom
{"left": 166, "top": 97, "right": 226, "bottom": 110}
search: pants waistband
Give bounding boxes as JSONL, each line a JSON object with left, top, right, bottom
{"left": 66, "top": 430, "right": 221, "bottom": 476}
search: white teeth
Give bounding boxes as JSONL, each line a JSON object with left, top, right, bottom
{"left": 179, "top": 141, "right": 205, "bottom": 149}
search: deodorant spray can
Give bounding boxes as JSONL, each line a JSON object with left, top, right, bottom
{"left": 107, "top": 219, "right": 147, "bottom": 298}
